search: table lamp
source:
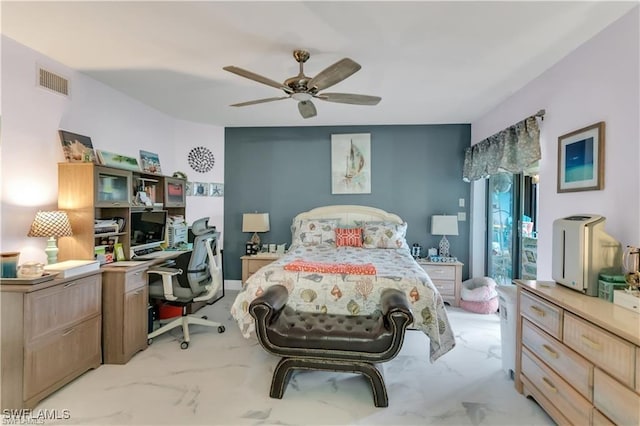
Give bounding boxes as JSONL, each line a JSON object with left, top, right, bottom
{"left": 28, "top": 210, "right": 73, "bottom": 264}
{"left": 431, "top": 215, "right": 458, "bottom": 257}
{"left": 242, "top": 213, "right": 270, "bottom": 246}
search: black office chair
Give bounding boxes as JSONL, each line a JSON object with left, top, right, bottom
{"left": 147, "top": 218, "right": 225, "bottom": 349}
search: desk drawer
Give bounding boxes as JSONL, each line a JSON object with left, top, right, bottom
{"left": 422, "top": 265, "right": 455, "bottom": 280}
{"left": 125, "top": 268, "right": 147, "bottom": 292}
{"left": 563, "top": 312, "right": 635, "bottom": 388}
{"left": 522, "top": 318, "right": 592, "bottom": 400}
{"left": 24, "top": 315, "right": 101, "bottom": 400}
{"left": 522, "top": 347, "right": 591, "bottom": 426}
{"left": 25, "top": 274, "right": 101, "bottom": 342}
{"left": 520, "top": 291, "right": 562, "bottom": 339}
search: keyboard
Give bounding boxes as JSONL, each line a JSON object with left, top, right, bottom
{"left": 135, "top": 250, "right": 189, "bottom": 260}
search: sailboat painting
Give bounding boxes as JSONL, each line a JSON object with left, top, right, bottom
{"left": 331, "top": 133, "right": 371, "bottom": 194}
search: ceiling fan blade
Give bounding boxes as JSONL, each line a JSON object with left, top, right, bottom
{"left": 298, "top": 100, "right": 317, "bottom": 119}
{"left": 223, "top": 66, "right": 292, "bottom": 93}
{"left": 316, "top": 92, "right": 381, "bottom": 105}
{"left": 230, "top": 96, "right": 290, "bottom": 107}
{"left": 307, "top": 58, "right": 361, "bottom": 91}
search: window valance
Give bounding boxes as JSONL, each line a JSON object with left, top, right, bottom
{"left": 463, "top": 113, "right": 543, "bottom": 182}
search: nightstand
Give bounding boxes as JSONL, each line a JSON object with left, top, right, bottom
{"left": 416, "top": 259, "right": 463, "bottom": 307}
{"left": 241, "top": 254, "right": 281, "bottom": 286}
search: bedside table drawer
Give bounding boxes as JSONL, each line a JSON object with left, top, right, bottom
{"left": 248, "top": 260, "right": 270, "bottom": 274}
{"left": 431, "top": 279, "right": 454, "bottom": 297}
{"left": 422, "top": 265, "right": 455, "bottom": 280}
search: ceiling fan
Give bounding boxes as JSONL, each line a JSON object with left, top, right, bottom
{"left": 223, "top": 50, "right": 381, "bottom": 119}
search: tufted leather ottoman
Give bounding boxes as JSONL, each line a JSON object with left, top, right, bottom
{"left": 249, "top": 285, "right": 413, "bottom": 407}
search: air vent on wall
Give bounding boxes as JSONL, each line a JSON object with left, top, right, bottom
{"left": 38, "top": 66, "right": 69, "bottom": 96}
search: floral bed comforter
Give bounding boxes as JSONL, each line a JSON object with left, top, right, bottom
{"left": 230, "top": 245, "right": 456, "bottom": 362}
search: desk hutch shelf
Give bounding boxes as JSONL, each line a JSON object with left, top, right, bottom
{"left": 57, "top": 162, "right": 186, "bottom": 262}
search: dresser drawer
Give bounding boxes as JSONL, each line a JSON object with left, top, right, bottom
{"left": 25, "top": 274, "right": 102, "bottom": 342}
{"left": 124, "top": 268, "right": 147, "bottom": 292}
{"left": 431, "top": 279, "right": 454, "bottom": 297}
{"left": 521, "top": 347, "right": 592, "bottom": 426}
{"left": 636, "top": 348, "right": 639, "bottom": 393}
{"left": 24, "top": 315, "right": 101, "bottom": 400}
{"left": 422, "top": 265, "right": 455, "bottom": 280}
{"left": 593, "top": 368, "right": 640, "bottom": 426}
{"left": 522, "top": 318, "right": 593, "bottom": 400}
{"left": 520, "top": 291, "right": 563, "bottom": 339}
{"left": 592, "top": 408, "right": 615, "bottom": 426}
{"left": 563, "top": 312, "right": 635, "bottom": 388}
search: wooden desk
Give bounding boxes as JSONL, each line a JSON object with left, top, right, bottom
{"left": 102, "top": 262, "right": 150, "bottom": 364}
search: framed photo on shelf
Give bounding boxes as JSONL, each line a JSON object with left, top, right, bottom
{"left": 58, "top": 130, "right": 96, "bottom": 163}
{"left": 557, "top": 122, "right": 605, "bottom": 193}
{"left": 139, "top": 150, "right": 162, "bottom": 174}
{"left": 96, "top": 150, "right": 141, "bottom": 172}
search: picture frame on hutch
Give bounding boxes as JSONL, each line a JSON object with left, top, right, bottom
{"left": 557, "top": 122, "right": 605, "bottom": 193}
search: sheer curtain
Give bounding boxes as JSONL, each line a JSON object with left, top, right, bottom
{"left": 463, "top": 114, "right": 542, "bottom": 182}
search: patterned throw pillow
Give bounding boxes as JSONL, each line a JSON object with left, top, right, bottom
{"left": 362, "top": 221, "right": 410, "bottom": 249}
{"left": 335, "top": 228, "right": 363, "bottom": 247}
{"left": 291, "top": 218, "right": 339, "bottom": 246}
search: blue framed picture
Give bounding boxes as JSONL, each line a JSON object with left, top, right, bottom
{"left": 557, "top": 122, "right": 605, "bottom": 193}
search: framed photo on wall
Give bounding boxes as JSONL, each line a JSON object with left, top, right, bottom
{"left": 331, "top": 133, "right": 371, "bottom": 194}
{"left": 557, "top": 121, "right": 605, "bottom": 193}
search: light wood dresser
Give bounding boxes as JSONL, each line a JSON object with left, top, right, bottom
{"left": 416, "top": 260, "right": 463, "bottom": 307}
{"left": 1, "top": 271, "right": 102, "bottom": 409}
{"left": 514, "top": 280, "right": 640, "bottom": 425}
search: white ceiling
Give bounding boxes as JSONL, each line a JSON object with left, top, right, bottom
{"left": 2, "top": 1, "right": 636, "bottom": 127}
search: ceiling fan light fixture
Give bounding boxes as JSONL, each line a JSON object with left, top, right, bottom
{"left": 291, "top": 92, "right": 312, "bottom": 102}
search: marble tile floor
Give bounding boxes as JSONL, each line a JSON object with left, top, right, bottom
{"left": 35, "top": 291, "right": 553, "bottom": 425}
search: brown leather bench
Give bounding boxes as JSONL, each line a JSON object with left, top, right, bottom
{"left": 249, "top": 285, "right": 413, "bottom": 407}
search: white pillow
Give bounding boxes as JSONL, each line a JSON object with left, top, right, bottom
{"left": 362, "top": 221, "right": 410, "bottom": 250}
{"left": 291, "top": 218, "right": 339, "bottom": 247}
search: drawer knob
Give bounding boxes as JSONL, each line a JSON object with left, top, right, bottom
{"left": 529, "top": 305, "right": 546, "bottom": 317}
{"left": 542, "top": 344, "right": 559, "bottom": 359}
{"left": 580, "top": 335, "right": 602, "bottom": 350}
{"left": 542, "top": 377, "right": 557, "bottom": 393}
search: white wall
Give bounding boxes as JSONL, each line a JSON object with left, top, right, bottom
{"left": 0, "top": 36, "right": 225, "bottom": 264}
{"left": 470, "top": 7, "right": 639, "bottom": 280}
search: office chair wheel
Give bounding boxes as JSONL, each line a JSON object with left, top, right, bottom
{"left": 147, "top": 338, "right": 153, "bottom": 345}
{"left": 218, "top": 325, "right": 225, "bottom": 333}
{"left": 181, "top": 341, "right": 189, "bottom": 350}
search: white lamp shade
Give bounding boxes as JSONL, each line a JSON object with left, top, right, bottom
{"left": 242, "top": 213, "right": 270, "bottom": 233}
{"left": 431, "top": 215, "right": 459, "bottom": 236}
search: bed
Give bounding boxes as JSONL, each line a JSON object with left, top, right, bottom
{"left": 230, "top": 205, "right": 455, "bottom": 362}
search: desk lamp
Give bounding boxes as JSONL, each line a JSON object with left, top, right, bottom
{"left": 28, "top": 210, "right": 73, "bottom": 264}
{"left": 242, "top": 213, "right": 270, "bottom": 246}
{"left": 431, "top": 215, "right": 458, "bottom": 258}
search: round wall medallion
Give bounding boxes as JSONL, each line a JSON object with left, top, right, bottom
{"left": 188, "top": 146, "right": 215, "bottom": 173}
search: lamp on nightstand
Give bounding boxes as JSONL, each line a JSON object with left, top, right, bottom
{"left": 27, "top": 210, "right": 74, "bottom": 264}
{"left": 242, "top": 213, "right": 270, "bottom": 247}
{"left": 431, "top": 215, "right": 458, "bottom": 258}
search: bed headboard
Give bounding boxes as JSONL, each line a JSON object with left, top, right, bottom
{"left": 292, "top": 205, "right": 403, "bottom": 227}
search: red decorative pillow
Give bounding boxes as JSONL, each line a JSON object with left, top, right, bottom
{"left": 335, "top": 228, "right": 363, "bottom": 247}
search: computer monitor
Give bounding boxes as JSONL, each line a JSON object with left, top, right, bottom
{"left": 130, "top": 210, "right": 168, "bottom": 251}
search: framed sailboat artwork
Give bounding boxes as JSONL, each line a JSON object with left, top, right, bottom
{"left": 331, "top": 133, "right": 371, "bottom": 194}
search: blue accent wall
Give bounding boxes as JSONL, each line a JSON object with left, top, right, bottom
{"left": 224, "top": 124, "right": 471, "bottom": 280}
